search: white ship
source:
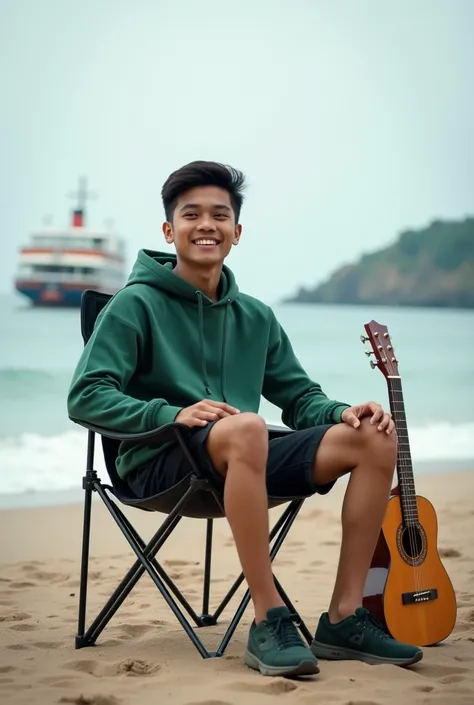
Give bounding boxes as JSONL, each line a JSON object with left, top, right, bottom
{"left": 14, "top": 178, "right": 126, "bottom": 307}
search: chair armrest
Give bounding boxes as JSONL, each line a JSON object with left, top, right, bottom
{"left": 72, "top": 419, "right": 189, "bottom": 445}
{"left": 72, "top": 419, "right": 293, "bottom": 444}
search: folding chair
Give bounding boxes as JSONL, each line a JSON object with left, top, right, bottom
{"left": 72, "top": 289, "right": 312, "bottom": 658}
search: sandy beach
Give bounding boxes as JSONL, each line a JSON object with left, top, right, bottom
{"left": 0, "top": 469, "right": 473, "bottom": 705}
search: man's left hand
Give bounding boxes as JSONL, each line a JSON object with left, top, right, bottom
{"left": 341, "top": 401, "right": 395, "bottom": 435}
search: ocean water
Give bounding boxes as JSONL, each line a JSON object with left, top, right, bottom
{"left": 1, "top": 293, "right": 473, "bottom": 508}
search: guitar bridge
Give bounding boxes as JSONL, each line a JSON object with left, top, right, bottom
{"left": 401, "top": 588, "right": 438, "bottom": 605}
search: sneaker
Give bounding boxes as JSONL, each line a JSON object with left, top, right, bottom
{"left": 245, "top": 606, "right": 319, "bottom": 677}
{"left": 311, "top": 607, "right": 423, "bottom": 666}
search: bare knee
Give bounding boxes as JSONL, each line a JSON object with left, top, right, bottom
{"left": 206, "top": 412, "right": 268, "bottom": 475}
{"left": 357, "top": 417, "right": 397, "bottom": 474}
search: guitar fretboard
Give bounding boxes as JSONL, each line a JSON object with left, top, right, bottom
{"left": 387, "top": 377, "right": 419, "bottom": 526}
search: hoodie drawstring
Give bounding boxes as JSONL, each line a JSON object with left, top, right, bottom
{"left": 220, "top": 301, "right": 230, "bottom": 402}
{"left": 196, "top": 292, "right": 211, "bottom": 396}
{"left": 195, "top": 291, "right": 230, "bottom": 402}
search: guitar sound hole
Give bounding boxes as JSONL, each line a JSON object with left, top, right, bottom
{"left": 401, "top": 526, "right": 423, "bottom": 558}
{"left": 396, "top": 523, "right": 428, "bottom": 566}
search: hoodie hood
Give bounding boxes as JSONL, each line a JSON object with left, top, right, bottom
{"left": 125, "top": 248, "right": 239, "bottom": 398}
{"left": 125, "top": 249, "right": 239, "bottom": 306}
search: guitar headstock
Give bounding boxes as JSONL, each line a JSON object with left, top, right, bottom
{"left": 361, "top": 319, "right": 399, "bottom": 378}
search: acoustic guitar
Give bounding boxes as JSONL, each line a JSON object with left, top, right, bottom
{"left": 360, "top": 319, "right": 457, "bottom": 646}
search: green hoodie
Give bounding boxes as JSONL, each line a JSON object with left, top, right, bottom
{"left": 67, "top": 249, "right": 350, "bottom": 479}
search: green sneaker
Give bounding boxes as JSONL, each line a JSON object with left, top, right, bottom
{"left": 245, "top": 606, "right": 319, "bottom": 677}
{"left": 311, "top": 607, "right": 423, "bottom": 666}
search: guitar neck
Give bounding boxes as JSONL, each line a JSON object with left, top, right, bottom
{"left": 387, "top": 376, "right": 419, "bottom": 526}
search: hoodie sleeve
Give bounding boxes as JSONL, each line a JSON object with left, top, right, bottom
{"left": 67, "top": 309, "right": 182, "bottom": 432}
{"left": 262, "top": 310, "right": 350, "bottom": 429}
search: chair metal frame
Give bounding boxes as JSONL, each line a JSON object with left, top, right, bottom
{"left": 73, "top": 290, "right": 312, "bottom": 658}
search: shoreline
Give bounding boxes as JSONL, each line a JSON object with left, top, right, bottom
{"left": 0, "top": 457, "right": 472, "bottom": 512}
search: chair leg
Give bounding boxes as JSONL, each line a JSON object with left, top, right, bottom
{"left": 273, "top": 575, "right": 313, "bottom": 645}
{"left": 200, "top": 519, "right": 216, "bottom": 625}
{"left": 214, "top": 499, "right": 305, "bottom": 657}
{"left": 78, "top": 481, "right": 213, "bottom": 658}
{"left": 76, "top": 431, "right": 97, "bottom": 648}
{"left": 82, "top": 511, "right": 182, "bottom": 647}
{"left": 76, "top": 479, "right": 94, "bottom": 647}
{"left": 212, "top": 500, "right": 299, "bottom": 621}
{"left": 117, "top": 505, "right": 204, "bottom": 627}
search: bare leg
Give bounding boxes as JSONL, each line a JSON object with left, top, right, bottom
{"left": 206, "top": 413, "right": 283, "bottom": 623}
{"left": 311, "top": 418, "right": 397, "bottom": 622}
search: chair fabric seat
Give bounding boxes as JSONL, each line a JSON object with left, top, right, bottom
{"left": 110, "top": 471, "right": 305, "bottom": 519}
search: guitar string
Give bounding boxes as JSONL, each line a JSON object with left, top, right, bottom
{"left": 391, "top": 385, "right": 420, "bottom": 592}
{"left": 390, "top": 382, "right": 420, "bottom": 593}
{"left": 390, "top": 381, "right": 423, "bottom": 595}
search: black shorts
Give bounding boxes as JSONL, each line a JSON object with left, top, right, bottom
{"left": 126, "top": 422, "right": 337, "bottom": 501}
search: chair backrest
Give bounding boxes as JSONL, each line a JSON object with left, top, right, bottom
{"left": 81, "top": 289, "right": 113, "bottom": 344}
{"left": 80, "top": 290, "right": 127, "bottom": 491}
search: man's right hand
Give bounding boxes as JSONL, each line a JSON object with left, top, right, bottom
{"left": 175, "top": 400, "right": 240, "bottom": 428}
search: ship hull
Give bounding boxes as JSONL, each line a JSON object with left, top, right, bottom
{"left": 15, "top": 282, "right": 115, "bottom": 307}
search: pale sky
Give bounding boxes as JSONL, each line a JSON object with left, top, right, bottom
{"left": 1, "top": 0, "right": 473, "bottom": 303}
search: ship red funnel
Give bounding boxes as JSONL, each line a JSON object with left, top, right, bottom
{"left": 72, "top": 209, "right": 84, "bottom": 227}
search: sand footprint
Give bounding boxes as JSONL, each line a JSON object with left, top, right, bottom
{"left": 106, "top": 659, "right": 161, "bottom": 676}
{"left": 32, "top": 641, "right": 63, "bottom": 649}
{"left": 415, "top": 685, "right": 435, "bottom": 693}
{"left": 439, "top": 547, "right": 462, "bottom": 558}
{"left": 20, "top": 562, "right": 44, "bottom": 572}
{"left": 305, "top": 509, "right": 325, "bottom": 520}
{"left": 59, "top": 696, "right": 121, "bottom": 705}
{"left": 0, "top": 611, "right": 31, "bottom": 622}
{"left": 336, "top": 701, "right": 381, "bottom": 705}
{"left": 40, "top": 675, "right": 80, "bottom": 688}
{"left": 440, "top": 674, "right": 466, "bottom": 684}
{"left": 0, "top": 666, "right": 17, "bottom": 674}
{"left": 273, "top": 559, "right": 295, "bottom": 567}
{"left": 31, "top": 570, "right": 70, "bottom": 583}
{"left": 184, "top": 701, "right": 232, "bottom": 705}
{"left": 164, "top": 559, "right": 197, "bottom": 567}
{"left": 8, "top": 622, "right": 38, "bottom": 632}
{"left": 118, "top": 623, "right": 161, "bottom": 638}
{"left": 226, "top": 677, "right": 299, "bottom": 695}
{"left": 63, "top": 657, "right": 161, "bottom": 678}
{"left": 417, "top": 663, "right": 468, "bottom": 679}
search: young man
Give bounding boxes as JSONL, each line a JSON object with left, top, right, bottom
{"left": 68, "top": 161, "right": 423, "bottom": 677}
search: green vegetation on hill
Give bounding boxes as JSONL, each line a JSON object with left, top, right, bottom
{"left": 284, "top": 217, "right": 474, "bottom": 308}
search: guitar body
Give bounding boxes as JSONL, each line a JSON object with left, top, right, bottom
{"left": 381, "top": 493, "right": 457, "bottom": 646}
{"left": 360, "top": 319, "right": 457, "bottom": 646}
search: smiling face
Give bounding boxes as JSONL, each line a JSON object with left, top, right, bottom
{"left": 162, "top": 185, "right": 242, "bottom": 269}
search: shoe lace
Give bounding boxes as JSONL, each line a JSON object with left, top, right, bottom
{"left": 355, "top": 608, "right": 391, "bottom": 640}
{"left": 269, "top": 613, "right": 305, "bottom": 649}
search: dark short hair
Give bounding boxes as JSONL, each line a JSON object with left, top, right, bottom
{"left": 161, "top": 160, "right": 246, "bottom": 222}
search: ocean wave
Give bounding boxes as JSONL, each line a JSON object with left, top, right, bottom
{"left": 0, "top": 368, "right": 71, "bottom": 399}
{"left": 0, "top": 367, "right": 56, "bottom": 379}
{"left": 0, "top": 422, "right": 473, "bottom": 496}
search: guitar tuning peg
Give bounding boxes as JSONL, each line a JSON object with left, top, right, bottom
{"left": 370, "top": 360, "right": 378, "bottom": 369}
{"left": 360, "top": 335, "right": 369, "bottom": 343}
{"left": 365, "top": 350, "right": 374, "bottom": 356}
